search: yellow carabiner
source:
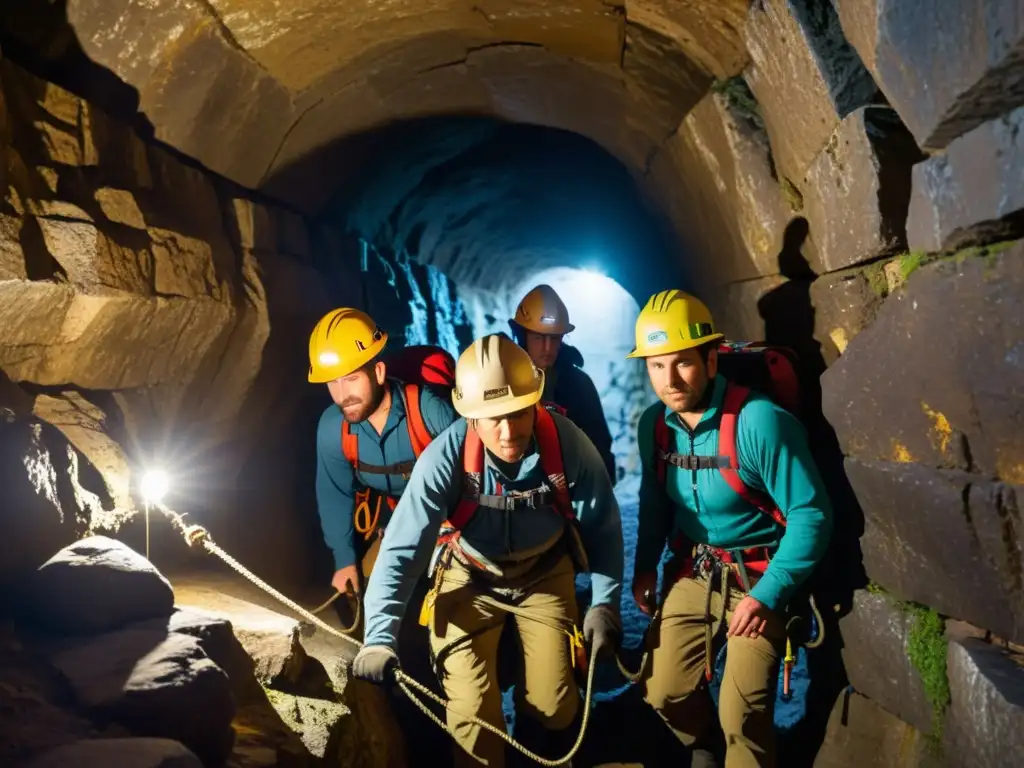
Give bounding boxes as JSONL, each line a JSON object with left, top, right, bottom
{"left": 568, "top": 625, "right": 585, "bottom": 669}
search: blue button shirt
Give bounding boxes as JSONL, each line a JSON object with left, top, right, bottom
{"left": 315, "top": 379, "right": 457, "bottom": 571}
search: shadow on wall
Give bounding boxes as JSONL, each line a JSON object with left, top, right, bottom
{"left": 757, "top": 218, "right": 869, "bottom": 767}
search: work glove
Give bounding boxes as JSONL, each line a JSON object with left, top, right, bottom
{"left": 352, "top": 645, "right": 399, "bottom": 685}
{"left": 583, "top": 604, "right": 622, "bottom": 661}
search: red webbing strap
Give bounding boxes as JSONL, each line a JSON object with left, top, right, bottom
{"left": 717, "top": 382, "right": 787, "bottom": 528}
{"left": 341, "top": 420, "right": 359, "bottom": 466}
{"left": 446, "top": 426, "right": 484, "bottom": 531}
{"left": 534, "top": 405, "right": 574, "bottom": 520}
{"left": 403, "top": 383, "right": 432, "bottom": 458}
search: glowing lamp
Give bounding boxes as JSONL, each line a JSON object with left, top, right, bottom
{"left": 141, "top": 470, "right": 169, "bottom": 505}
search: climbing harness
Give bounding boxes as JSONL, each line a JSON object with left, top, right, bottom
{"left": 154, "top": 502, "right": 596, "bottom": 767}
{"left": 436, "top": 404, "right": 587, "bottom": 579}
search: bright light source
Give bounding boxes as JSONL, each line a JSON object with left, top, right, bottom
{"left": 581, "top": 265, "right": 605, "bottom": 276}
{"left": 318, "top": 351, "right": 340, "bottom": 366}
{"left": 141, "top": 470, "right": 170, "bottom": 505}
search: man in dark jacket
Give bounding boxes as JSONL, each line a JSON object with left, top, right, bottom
{"left": 509, "top": 284, "right": 617, "bottom": 485}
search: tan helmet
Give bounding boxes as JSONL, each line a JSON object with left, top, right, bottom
{"left": 452, "top": 334, "right": 545, "bottom": 419}
{"left": 308, "top": 308, "right": 388, "bottom": 383}
{"left": 512, "top": 284, "right": 575, "bottom": 335}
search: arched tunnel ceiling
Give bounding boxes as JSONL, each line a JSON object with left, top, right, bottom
{"left": 2, "top": 0, "right": 749, "bottom": 214}
{"left": 327, "top": 117, "right": 680, "bottom": 296}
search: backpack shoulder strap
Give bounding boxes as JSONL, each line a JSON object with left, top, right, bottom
{"left": 447, "top": 426, "right": 484, "bottom": 530}
{"left": 534, "top": 406, "right": 574, "bottom": 520}
{"left": 341, "top": 420, "right": 359, "bottom": 467}
{"left": 403, "top": 383, "right": 433, "bottom": 458}
{"left": 718, "top": 382, "right": 787, "bottom": 528}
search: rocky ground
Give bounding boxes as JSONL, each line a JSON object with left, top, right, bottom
{"left": 0, "top": 535, "right": 406, "bottom": 768}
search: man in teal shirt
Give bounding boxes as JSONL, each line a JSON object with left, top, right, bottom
{"left": 353, "top": 334, "right": 623, "bottom": 768}
{"left": 628, "top": 290, "right": 832, "bottom": 768}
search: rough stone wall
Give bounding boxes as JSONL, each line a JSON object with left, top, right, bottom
{"left": 657, "top": 1, "right": 1024, "bottom": 763}
{"left": 0, "top": 54, "right": 348, "bottom": 591}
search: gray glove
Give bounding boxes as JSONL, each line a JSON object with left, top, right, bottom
{"left": 352, "top": 645, "right": 399, "bottom": 684}
{"left": 583, "top": 605, "right": 622, "bottom": 660}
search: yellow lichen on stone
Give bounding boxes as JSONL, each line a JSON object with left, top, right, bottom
{"left": 891, "top": 440, "right": 914, "bottom": 463}
{"left": 921, "top": 403, "right": 953, "bottom": 456}
{"left": 829, "top": 327, "right": 848, "bottom": 354}
{"left": 996, "top": 455, "right": 1024, "bottom": 485}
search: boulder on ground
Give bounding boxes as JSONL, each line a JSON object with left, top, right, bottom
{"left": 47, "top": 622, "right": 235, "bottom": 765}
{"left": 22, "top": 738, "right": 202, "bottom": 768}
{"left": 26, "top": 536, "right": 174, "bottom": 635}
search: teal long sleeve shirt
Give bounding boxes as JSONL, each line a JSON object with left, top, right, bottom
{"left": 315, "top": 379, "right": 457, "bottom": 571}
{"left": 362, "top": 412, "right": 624, "bottom": 649}
{"left": 635, "top": 375, "right": 833, "bottom": 611}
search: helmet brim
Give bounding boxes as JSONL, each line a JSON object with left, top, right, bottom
{"left": 626, "top": 332, "right": 724, "bottom": 359}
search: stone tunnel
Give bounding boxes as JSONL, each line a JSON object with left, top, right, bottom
{"left": 0, "top": 1, "right": 1022, "bottom": 767}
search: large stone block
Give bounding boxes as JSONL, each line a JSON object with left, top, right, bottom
{"left": 68, "top": 0, "right": 294, "bottom": 189}
{"left": 945, "top": 637, "right": 1024, "bottom": 768}
{"left": 671, "top": 88, "right": 792, "bottom": 284}
{"left": 907, "top": 107, "right": 1024, "bottom": 253}
{"left": 745, "top": 0, "right": 878, "bottom": 184}
{"left": 809, "top": 264, "right": 886, "bottom": 365}
{"left": 48, "top": 625, "right": 236, "bottom": 765}
{"left": 839, "top": 590, "right": 933, "bottom": 733}
{"left": 845, "top": 458, "right": 1024, "bottom": 643}
{"left": 835, "top": 0, "right": 1024, "bottom": 151}
{"left": 813, "top": 689, "right": 937, "bottom": 768}
{"left": 822, "top": 243, "right": 1024, "bottom": 482}
{"left": 35, "top": 218, "right": 151, "bottom": 295}
{"left": 0, "top": 282, "right": 234, "bottom": 392}
{"left": 803, "top": 106, "right": 920, "bottom": 271}
{"left": 25, "top": 536, "right": 174, "bottom": 635}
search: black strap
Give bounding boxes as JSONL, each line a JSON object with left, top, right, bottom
{"left": 659, "top": 452, "right": 731, "bottom": 471}
{"left": 355, "top": 459, "right": 416, "bottom": 477}
{"left": 474, "top": 490, "right": 555, "bottom": 511}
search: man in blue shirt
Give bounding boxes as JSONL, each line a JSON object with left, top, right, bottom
{"left": 352, "top": 334, "right": 624, "bottom": 768}
{"left": 308, "top": 307, "right": 457, "bottom": 599}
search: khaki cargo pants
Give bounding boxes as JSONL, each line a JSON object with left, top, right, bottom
{"left": 428, "top": 553, "right": 580, "bottom": 768}
{"left": 640, "top": 571, "right": 786, "bottom": 768}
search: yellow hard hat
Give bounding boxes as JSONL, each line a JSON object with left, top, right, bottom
{"left": 308, "top": 308, "right": 388, "bottom": 383}
{"left": 626, "top": 289, "right": 724, "bottom": 358}
{"left": 452, "top": 334, "right": 545, "bottom": 419}
{"left": 512, "top": 284, "right": 575, "bottom": 335}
